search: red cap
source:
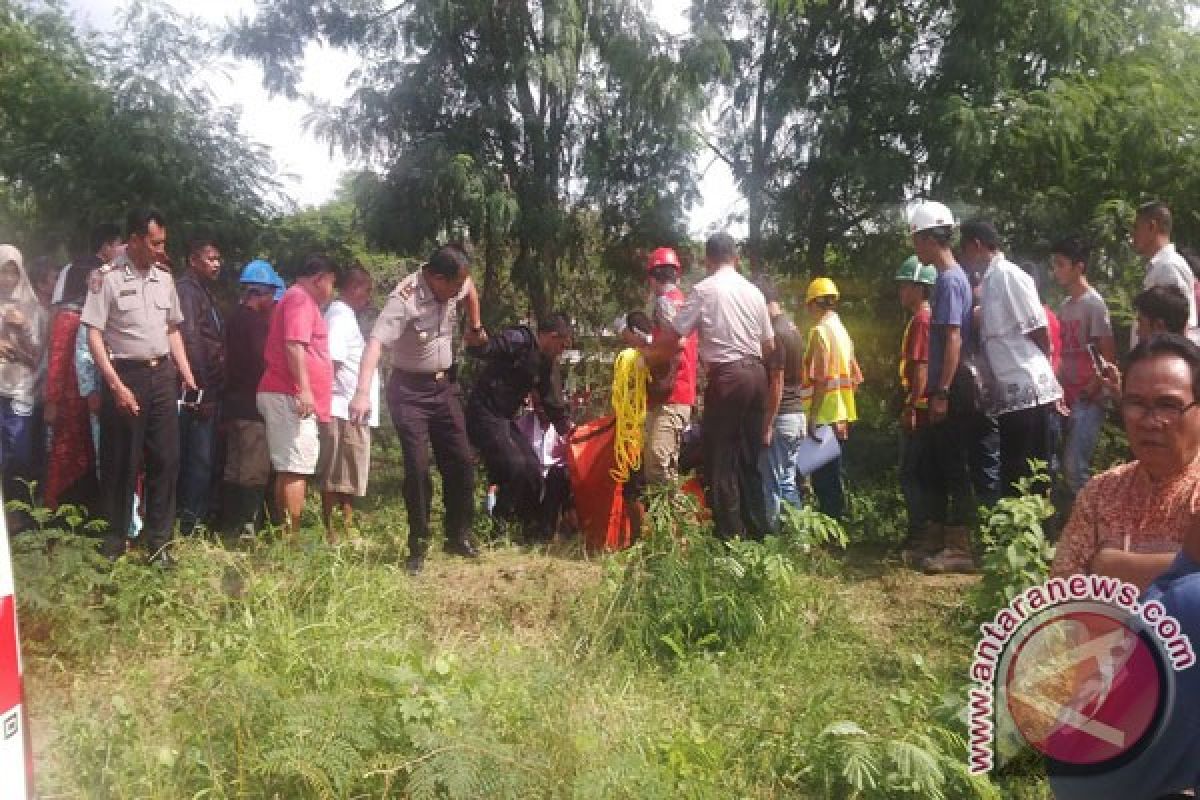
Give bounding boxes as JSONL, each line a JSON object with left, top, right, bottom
{"left": 645, "top": 247, "right": 681, "bottom": 275}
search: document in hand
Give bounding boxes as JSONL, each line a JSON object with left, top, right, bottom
{"left": 794, "top": 425, "right": 841, "bottom": 476}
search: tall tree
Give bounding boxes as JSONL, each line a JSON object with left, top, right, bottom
{"left": 926, "top": 0, "right": 1198, "bottom": 258}
{"left": 231, "top": 0, "right": 703, "bottom": 316}
{"left": 0, "top": 0, "right": 280, "bottom": 257}
{"left": 691, "top": 0, "right": 931, "bottom": 272}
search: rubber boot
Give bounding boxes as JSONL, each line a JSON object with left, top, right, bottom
{"left": 921, "top": 525, "right": 977, "bottom": 574}
{"left": 901, "top": 522, "right": 943, "bottom": 566}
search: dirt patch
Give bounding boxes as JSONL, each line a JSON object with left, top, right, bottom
{"left": 418, "top": 550, "right": 604, "bottom": 642}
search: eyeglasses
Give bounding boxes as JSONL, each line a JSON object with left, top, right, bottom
{"left": 1120, "top": 398, "right": 1200, "bottom": 424}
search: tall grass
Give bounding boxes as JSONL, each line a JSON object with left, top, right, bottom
{"left": 14, "top": 482, "right": 1051, "bottom": 798}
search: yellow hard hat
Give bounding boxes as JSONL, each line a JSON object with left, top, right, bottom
{"left": 805, "top": 277, "right": 840, "bottom": 303}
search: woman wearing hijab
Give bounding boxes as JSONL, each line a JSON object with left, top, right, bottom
{"left": 0, "top": 244, "right": 47, "bottom": 503}
{"left": 44, "top": 260, "right": 97, "bottom": 510}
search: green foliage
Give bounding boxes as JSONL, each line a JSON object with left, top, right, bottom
{"left": 7, "top": 491, "right": 112, "bottom": 660}
{"left": 792, "top": 660, "right": 1002, "bottom": 799}
{"left": 580, "top": 489, "right": 845, "bottom": 665}
{"left": 974, "top": 464, "right": 1056, "bottom": 616}
{"left": 231, "top": 0, "right": 703, "bottom": 316}
{"left": 0, "top": 0, "right": 280, "bottom": 258}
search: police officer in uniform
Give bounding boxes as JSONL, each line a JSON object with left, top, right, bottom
{"left": 349, "top": 245, "right": 485, "bottom": 574}
{"left": 82, "top": 209, "right": 198, "bottom": 563}
{"left": 645, "top": 232, "right": 774, "bottom": 541}
{"left": 464, "top": 313, "right": 573, "bottom": 542}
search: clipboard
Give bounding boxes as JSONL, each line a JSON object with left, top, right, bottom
{"left": 794, "top": 424, "right": 842, "bottom": 475}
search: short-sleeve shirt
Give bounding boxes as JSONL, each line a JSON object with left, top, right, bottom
{"left": 370, "top": 271, "right": 470, "bottom": 372}
{"left": 326, "top": 299, "right": 379, "bottom": 426}
{"left": 258, "top": 286, "right": 333, "bottom": 423}
{"left": 927, "top": 264, "right": 972, "bottom": 393}
{"left": 900, "top": 304, "right": 931, "bottom": 406}
{"left": 978, "top": 253, "right": 1062, "bottom": 414}
{"left": 80, "top": 255, "right": 183, "bottom": 360}
{"left": 652, "top": 284, "right": 698, "bottom": 407}
{"left": 1050, "top": 458, "right": 1200, "bottom": 580}
{"left": 1058, "top": 287, "right": 1113, "bottom": 405}
{"left": 672, "top": 265, "right": 772, "bottom": 365}
{"left": 1142, "top": 242, "right": 1200, "bottom": 346}
{"left": 767, "top": 312, "right": 806, "bottom": 414}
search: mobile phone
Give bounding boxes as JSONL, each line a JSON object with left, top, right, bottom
{"left": 1086, "top": 342, "right": 1106, "bottom": 374}
{"left": 180, "top": 387, "right": 204, "bottom": 406}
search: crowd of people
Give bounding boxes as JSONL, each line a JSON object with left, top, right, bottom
{"left": 2, "top": 200, "right": 1200, "bottom": 583}
{"left": 10, "top": 201, "right": 1200, "bottom": 796}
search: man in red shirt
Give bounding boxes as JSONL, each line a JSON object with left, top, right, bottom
{"left": 643, "top": 247, "right": 698, "bottom": 486}
{"left": 894, "top": 256, "right": 938, "bottom": 562}
{"left": 257, "top": 254, "right": 339, "bottom": 539}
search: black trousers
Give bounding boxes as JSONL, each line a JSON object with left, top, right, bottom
{"left": 924, "top": 366, "right": 976, "bottom": 527}
{"left": 702, "top": 358, "right": 769, "bottom": 541}
{"left": 387, "top": 372, "right": 475, "bottom": 555}
{"left": 99, "top": 359, "right": 180, "bottom": 554}
{"left": 466, "top": 407, "right": 544, "bottom": 535}
{"left": 998, "top": 403, "right": 1053, "bottom": 497}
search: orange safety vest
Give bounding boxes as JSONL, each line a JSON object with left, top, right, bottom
{"left": 801, "top": 312, "right": 863, "bottom": 425}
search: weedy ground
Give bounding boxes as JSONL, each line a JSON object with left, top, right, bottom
{"left": 15, "top": 426, "right": 1059, "bottom": 798}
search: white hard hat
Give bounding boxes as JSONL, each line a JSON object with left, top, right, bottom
{"left": 908, "top": 201, "right": 956, "bottom": 234}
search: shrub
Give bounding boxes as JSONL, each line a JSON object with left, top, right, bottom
{"left": 7, "top": 492, "right": 113, "bottom": 660}
{"left": 973, "top": 463, "right": 1056, "bottom": 619}
{"left": 579, "top": 490, "right": 845, "bottom": 665}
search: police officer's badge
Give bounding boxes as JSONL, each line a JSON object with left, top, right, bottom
{"left": 89, "top": 265, "right": 112, "bottom": 293}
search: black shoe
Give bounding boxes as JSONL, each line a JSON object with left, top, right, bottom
{"left": 101, "top": 536, "right": 126, "bottom": 562}
{"left": 405, "top": 553, "right": 425, "bottom": 575}
{"left": 444, "top": 537, "right": 480, "bottom": 559}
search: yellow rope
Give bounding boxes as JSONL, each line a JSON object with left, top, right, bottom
{"left": 610, "top": 347, "right": 649, "bottom": 483}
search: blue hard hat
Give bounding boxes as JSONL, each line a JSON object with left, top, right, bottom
{"left": 270, "top": 270, "right": 286, "bottom": 302}
{"left": 239, "top": 259, "right": 275, "bottom": 286}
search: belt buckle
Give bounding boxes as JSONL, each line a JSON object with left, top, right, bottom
{"left": 433, "top": 370, "right": 446, "bottom": 382}
{"left": 147, "top": 357, "right": 160, "bottom": 368}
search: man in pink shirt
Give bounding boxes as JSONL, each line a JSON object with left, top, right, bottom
{"left": 257, "top": 254, "right": 339, "bottom": 539}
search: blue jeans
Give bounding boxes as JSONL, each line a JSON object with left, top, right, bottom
{"left": 760, "top": 412, "right": 805, "bottom": 530}
{"left": 0, "top": 397, "right": 37, "bottom": 497}
{"left": 899, "top": 426, "right": 931, "bottom": 536}
{"left": 177, "top": 407, "right": 217, "bottom": 534}
{"left": 1063, "top": 397, "right": 1106, "bottom": 497}
{"left": 969, "top": 412, "right": 1001, "bottom": 508}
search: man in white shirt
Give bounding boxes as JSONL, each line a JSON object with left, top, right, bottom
{"left": 646, "top": 233, "right": 775, "bottom": 541}
{"left": 1132, "top": 201, "right": 1199, "bottom": 346}
{"left": 960, "top": 219, "right": 1063, "bottom": 498}
{"left": 317, "top": 266, "right": 379, "bottom": 543}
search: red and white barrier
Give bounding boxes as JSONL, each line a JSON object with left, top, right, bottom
{"left": 0, "top": 494, "right": 32, "bottom": 799}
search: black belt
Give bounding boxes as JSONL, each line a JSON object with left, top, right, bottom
{"left": 708, "top": 356, "right": 762, "bottom": 372}
{"left": 392, "top": 365, "right": 455, "bottom": 385}
{"left": 113, "top": 355, "right": 169, "bottom": 369}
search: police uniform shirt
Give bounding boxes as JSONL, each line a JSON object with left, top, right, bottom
{"left": 672, "top": 264, "right": 772, "bottom": 365}
{"left": 370, "top": 270, "right": 472, "bottom": 372}
{"left": 80, "top": 254, "right": 184, "bottom": 360}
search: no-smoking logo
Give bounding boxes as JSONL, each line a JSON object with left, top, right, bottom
{"left": 1002, "top": 604, "right": 1169, "bottom": 769}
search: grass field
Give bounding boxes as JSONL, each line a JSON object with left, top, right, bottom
{"left": 14, "top": 295, "right": 1089, "bottom": 797}
{"left": 11, "top": 415, "right": 1063, "bottom": 798}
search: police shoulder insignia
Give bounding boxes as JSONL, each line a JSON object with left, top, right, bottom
{"left": 88, "top": 266, "right": 111, "bottom": 294}
{"left": 395, "top": 274, "right": 416, "bottom": 300}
